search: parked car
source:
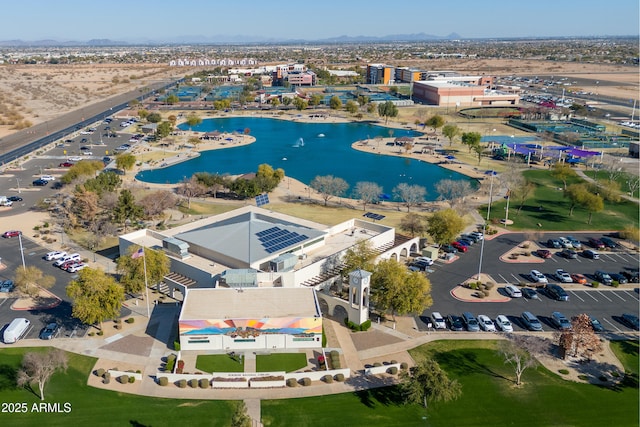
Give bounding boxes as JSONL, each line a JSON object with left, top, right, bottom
{"left": 529, "top": 269, "right": 548, "bottom": 284}
{"left": 559, "top": 248, "right": 578, "bottom": 259}
{"left": 68, "top": 156, "right": 83, "bottom": 162}
{"left": 431, "top": 312, "right": 447, "bottom": 330}
{"left": 620, "top": 271, "right": 639, "bottom": 283}
{"left": 477, "top": 314, "right": 496, "bottom": 332}
{"left": 0, "top": 280, "right": 15, "bottom": 293}
{"left": 587, "top": 237, "right": 605, "bottom": 249}
{"left": 1, "top": 200, "right": 13, "bottom": 207}
{"left": 609, "top": 273, "right": 628, "bottom": 284}
{"left": 521, "top": 288, "right": 539, "bottom": 299}
{"left": 461, "top": 233, "right": 481, "bottom": 243}
{"left": 545, "top": 284, "right": 569, "bottom": 301}
{"left": 39, "top": 323, "right": 60, "bottom": 340}
{"left": 470, "top": 231, "right": 484, "bottom": 241}
{"left": 2, "top": 230, "right": 21, "bottom": 238}
{"left": 557, "top": 237, "right": 573, "bottom": 248}
{"left": 495, "top": 315, "right": 513, "bottom": 332}
{"left": 594, "top": 270, "right": 613, "bottom": 286}
{"left": 54, "top": 253, "right": 81, "bottom": 267}
{"left": 554, "top": 269, "right": 572, "bottom": 283}
{"left": 589, "top": 316, "right": 605, "bottom": 332}
{"left": 570, "top": 273, "right": 588, "bottom": 284}
{"left": 7, "top": 196, "right": 23, "bottom": 202}
{"left": 462, "top": 312, "right": 480, "bottom": 332}
{"left": 551, "top": 312, "right": 572, "bottom": 330}
{"left": 32, "top": 179, "right": 48, "bottom": 186}
{"left": 67, "top": 263, "right": 87, "bottom": 273}
{"left": 582, "top": 249, "right": 600, "bottom": 259}
{"left": 441, "top": 245, "right": 458, "bottom": 254}
{"left": 413, "top": 257, "right": 433, "bottom": 266}
{"left": 521, "top": 311, "right": 543, "bottom": 331}
{"left": 45, "top": 251, "right": 67, "bottom": 261}
{"left": 451, "top": 242, "right": 468, "bottom": 252}
{"left": 599, "top": 237, "right": 617, "bottom": 249}
{"left": 504, "top": 284, "right": 522, "bottom": 298}
{"left": 547, "top": 239, "right": 562, "bottom": 249}
{"left": 536, "top": 249, "right": 552, "bottom": 259}
{"left": 565, "top": 236, "right": 582, "bottom": 249}
{"left": 621, "top": 313, "right": 640, "bottom": 330}
{"left": 447, "top": 315, "right": 465, "bottom": 331}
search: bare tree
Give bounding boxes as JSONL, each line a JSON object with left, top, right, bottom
{"left": 435, "top": 179, "right": 473, "bottom": 208}
{"left": 393, "top": 183, "right": 426, "bottom": 212}
{"left": 17, "top": 349, "right": 68, "bottom": 400}
{"left": 14, "top": 266, "right": 55, "bottom": 298}
{"left": 353, "top": 181, "right": 382, "bottom": 211}
{"left": 139, "top": 190, "right": 178, "bottom": 218}
{"left": 176, "top": 176, "right": 207, "bottom": 208}
{"left": 310, "top": 175, "right": 349, "bottom": 206}
{"left": 627, "top": 177, "right": 640, "bottom": 198}
{"left": 498, "top": 335, "right": 548, "bottom": 386}
{"left": 399, "top": 213, "right": 426, "bottom": 237}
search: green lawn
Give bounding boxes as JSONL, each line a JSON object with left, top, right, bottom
{"left": 262, "top": 340, "right": 640, "bottom": 427}
{"left": 584, "top": 169, "right": 639, "bottom": 199}
{"left": 195, "top": 354, "right": 244, "bottom": 373}
{"left": 0, "top": 348, "right": 236, "bottom": 427}
{"left": 256, "top": 353, "right": 308, "bottom": 373}
{"left": 610, "top": 339, "right": 639, "bottom": 374}
{"left": 483, "top": 169, "right": 639, "bottom": 231}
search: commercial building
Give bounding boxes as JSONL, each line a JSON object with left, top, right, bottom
{"left": 367, "top": 64, "right": 395, "bottom": 85}
{"left": 412, "top": 80, "right": 519, "bottom": 107}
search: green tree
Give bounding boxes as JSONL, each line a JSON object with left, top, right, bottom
{"left": 371, "top": 258, "right": 432, "bottom": 320}
{"left": 293, "top": 97, "right": 308, "bottom": 110}
{"left": 425, "top": 115, "right": 445, "bottom": 131}
{"left": 230, "top": 401, "right": 252, "bottom": 427}
{"left": 399, "top": 213, "right": 426, "bottom": 237}
{"left": 461, "top": 132, "right": 482, "bottom": 152}
{"left": 564, "top": 183, "right": 588, "bottom": 216}
{"left": 112, "top": 189, "right": 143, "bottom": 228}
{"left": 61, "top": 160, "right": 104, "bottom": 184}
{"left": 473, "top": 142, "right": 485, "bottom": 164}
{"left": 580, "top": 192, "right": 604, "bottom": 224}
{"left": 17, "top": 349, "right": 68, "bottom": 401}
{"left": 341, "top": 240, "right": 377, "bottom": 280}
{"left": 392, "top": 183, "right": 426, "bottom": 212}
{"left": 329, "top": 96, "right": 342, "bottom": 110}
{"left": 357, "top": 95, "right": 370, "bottom": 107}
{"left": 156, "top": 121, "right": 173, "bottom": 139}
{"left": 138, "top": 109, "right": 149, "bottom": 120}
{"left": 310, "top": 175, "right": 349, "bottom": 206}
{"left": 377, "top": 101, "right": 398, "bottom": 124}
{"left": 400, "top": 358, "right": 462, "bottom": 409}
{"left": 282, "top": 97, "right": 292, "bottom": 106}
{"left": 550, "top": 163, "right": 577, "bottom": 190}
{"left": 185, "top": 113, "right": 202, "bottom": 130}
{"left": 117, "top": 246, "right": 170, "bottom": 294}
{"left": 442, "top": 124, "right": 461, "bottom": 146}
{"left": 353, "top": 181, "right": 382, "bottom": 211}
{"left": 147, "top": 112, "right": 162, "bottom": 123}
{"left": 310, "top": 93, "right": 323, "bottom": 108}
{"left": 67, "top": 268, "right": 125, "bottom": 329}
{"left": 115, "top": 153, "right": 136, "bottom": 174}
{"left": 345, "top": 100, "right": 359, "bottom": 114}
{"left": 270, "top": 97, "right": 280, "bottom": 108}
{"left": 14, "top": 265, "right": 55, "bottom": 298}
{"left": 255, "top": 163, "right": 285, "bottom": 192}
{"left": 165, "top": 94, "right": 179, "bottom": 105}
{"left": 426, "top": 208, "right": 465, "bottom": 246}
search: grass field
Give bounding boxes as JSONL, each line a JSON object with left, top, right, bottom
{"left": 0, "top": 348, "right": 236, "bottom": 427}
{"left": 610, "top": 339, "right": 639, "bottom": 374}
{"left": 483, "top": 169, "right": 639, "bottom": 231}
{"left": 262, "top": 340, "right": 640, "bottom": 427}
{"left": 584, "top": 169, "right": 639, "bottom": 199}
{"left": 195, "top": 354, "right": 244, "bottom": 373}
{"left": 256, "top": 353, "right": 308, "bottom": 373}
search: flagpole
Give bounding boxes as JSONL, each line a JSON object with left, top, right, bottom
{"left": 142, "top": 247, "right": 150, "bottom": 318}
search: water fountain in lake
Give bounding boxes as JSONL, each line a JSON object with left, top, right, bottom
{"left": 293, "top": 137, "right": 304, "bottom": 148}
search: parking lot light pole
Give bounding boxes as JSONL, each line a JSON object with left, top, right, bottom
{"left": 16, "top": 177, "right": 21, "bottom": 193}
{"left": 477, "top": 171, "right": 496, "bottom": 280}
{"left": 18, "top": 232, "right": 26, "bottom": 271}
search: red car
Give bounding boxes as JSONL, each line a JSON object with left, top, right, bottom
{"left": 59, "top": 162, "right": 74, "bottom": 168}
{"left": 536, "top": 249, "right": 552, "bottom": 259}
{"left": 451, "top": 241, "right": 468, "bottom": 252}
{"left": 2, "top": 230, "right": 21, "bottom": 238}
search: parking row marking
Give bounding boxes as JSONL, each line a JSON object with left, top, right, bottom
{"left": 595, "top": 291, "right": 613, "bottom": 302}
{"left": 624, "top": 290, "right": 639, "bottom": 301}
{"left": 611, "top": 291, "right": 628, "bottom": 302}
{"left": 568, "top": 291, "right": 585, "bottom": 302}
{"left": 602, "top": 317, "right": 622, "bottom": 332}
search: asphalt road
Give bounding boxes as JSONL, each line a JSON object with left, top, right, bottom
{"left": 418, "top": 231, "right": 640, "bottom": 334}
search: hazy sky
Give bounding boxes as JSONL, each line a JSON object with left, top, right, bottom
{"left": 5, "top": 0, "right": 639, "bottom": 41}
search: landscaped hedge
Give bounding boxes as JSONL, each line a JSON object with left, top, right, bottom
{"left": 176, "top": 379, "right": 187, "bottom": 388}
{"left": 400, "top": 362, "right": 409, "bottom": 370}
{"left": 125, "top": 318, "right": 135, "bottom": 324}
{"left": 301, "top": 377, "right": 311, "bottom": 386}
{"left": 251, "top": 375, "right": 284, "bottom": 382}
{"left": 387, "top": 366, "right": 398, "bottom": 375}
{"left": 344, "top": 318, "right": 372, "bottom": 331}
{"left": 158, "top": 377, "right": 169, "bottom": 386}
{"left": 95, "top": 368, "right": 105, "bottom": 377}
{"left": 118, "top": 375, "right": 130, "bottom": 384}
{"left": 165, "top": 354, "right": 177, "bottom": 373}
{"left": 329, "top": 350, "right": 341, "bottom": 369}
{"left": 103, "top": 372, "right": 111, "bottom": 384}
{"left": 128, "top": 376, "right": 135, "bottom": 384}
{"left": 286, "top": 378, "right": 298, "bottom": 387}
{"left": 198, "top": 378, "right": 209, "bottom": 389}
{"left": 188, "top": 379, "right": 199, "bottom": 388}
{"left": 322, "top": 374, "right": 333, "bottom": 383}
{"left": 334, "top": 373, "right": 345, "bottom": 382}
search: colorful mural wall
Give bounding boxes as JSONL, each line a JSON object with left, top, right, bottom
{"left": 180, "top": 316, "right": 322, "bottom": 338}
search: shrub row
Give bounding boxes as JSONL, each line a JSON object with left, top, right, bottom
{"left": 165, "top": 354, "right": 177, "bottom": 373}
{"left": 329, "top": 350, "right": 341, "bottom": 369}
{"left": 344, "top": 318, "right": 372, "bottom": 331}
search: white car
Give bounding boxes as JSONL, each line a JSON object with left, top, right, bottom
{"left": 45, "top": 251, "right": 67, "bottom": 261}
{"left": 529, "top": 269, "right": 548, "bottom": 284}
{"left": 495, "top": 315, "right": 513, "bottom": 332}
{"left": 504, "top": 284, "right": 522, "bottom": 298}
{"left": 478, "top": 314, "right": 496, "bottom": 332}
{"left": 558, "top": 237, "right": 573, "bottom": 248}
{"left": 68, "top": 156, "right": 83, "bottom": 162}
{"left": 40, "top": 175, "right": 55, "bottom": 181}
{"left": 82, "top": 151, "right": 93, "bottom": 156}
{"left": 67, "top": 263, "right": 87, "bottom": 273}
{"left": 53, "top": 253, "right": 81, "bottom": 267}
{"left": 414, "top": 257, "right": 434, "bottom": 266}
{"left": 431, "top": 312, "right": 447, "bottom": 329}
{"left": 554, "top": 269, "right": 573, "bottom": 283}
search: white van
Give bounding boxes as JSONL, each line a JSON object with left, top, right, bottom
{"left": 431, "top": 312, "right": 446, "bottom": 329}
{"left": 3, "top": 318, "right": 31, "bottom": 343}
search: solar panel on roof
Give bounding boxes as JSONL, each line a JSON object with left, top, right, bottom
{"left": 256, "top": 193, "right": 270, "bottom": 207}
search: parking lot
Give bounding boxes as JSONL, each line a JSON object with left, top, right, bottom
{"left": 417, "top": 231, "right": 640, "bottom": 334}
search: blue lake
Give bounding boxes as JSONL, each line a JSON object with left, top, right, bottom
{"left": 135, "top": 117, "right": 475, "bottom": 201}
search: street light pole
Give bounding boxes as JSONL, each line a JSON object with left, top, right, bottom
{"left": 18, "top": 232, "right": 26, "bottom": 271}
{"left": 477, "top": 172, "right": 495, "bottom": 280}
